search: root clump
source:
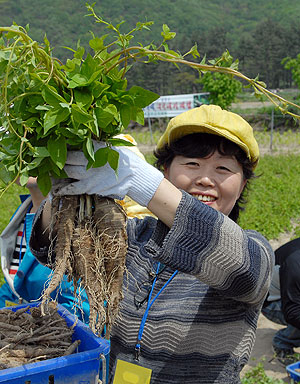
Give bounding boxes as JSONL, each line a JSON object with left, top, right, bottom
{"left": 42, "top": 195, "right": 128, "bottom": 338}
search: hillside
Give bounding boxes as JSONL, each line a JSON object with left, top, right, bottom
{"left": 1, "top": 0, "right": 300, "bottom": 50}
{"left": 1, "top": 0, "right": 300, "bottom": 93}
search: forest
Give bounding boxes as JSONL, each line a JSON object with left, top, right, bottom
{"left": 1, "top": 0, "right": 300, "bottom": 95}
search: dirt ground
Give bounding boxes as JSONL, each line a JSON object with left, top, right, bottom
{"left": 241, "top": 313, "right": 296, "bottom": 382}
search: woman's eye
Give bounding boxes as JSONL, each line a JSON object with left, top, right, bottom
{"left": 186, "top": 162, "right": 199, "bottom": 166}
{"left": 218, "top": 166, "right": 232, "bottom": 172}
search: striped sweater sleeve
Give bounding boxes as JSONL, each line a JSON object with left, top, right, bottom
{"left": 146, "top": 191, "right": 274, "bottom": 305}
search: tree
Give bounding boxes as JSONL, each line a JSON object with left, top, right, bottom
{"left": 198, "top": 72, "right": 242, "bottom": 109}
{"left": 282, "top": 54, "right": 300, "bottom": 95}
{"left": 239, "top": 19, "right": 288, "bottom": 89}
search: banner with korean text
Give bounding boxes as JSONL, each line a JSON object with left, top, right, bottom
{"left": 143, "top": 93, "right": 209, "bottom": 118}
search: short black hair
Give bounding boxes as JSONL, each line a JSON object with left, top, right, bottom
{"left": 154, "top": 133, "right": 257, "bottom": 222}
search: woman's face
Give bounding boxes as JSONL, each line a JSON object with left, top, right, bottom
{"left": 164, "top": 150, "right": 246, "bottom": 216}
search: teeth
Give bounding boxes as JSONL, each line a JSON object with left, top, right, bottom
{"left": 192, "top": 194, "right": 215, "bottom": 202}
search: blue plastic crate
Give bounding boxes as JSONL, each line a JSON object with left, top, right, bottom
{"left": 287, "top": 361, "right": 300, "bottom": 382}
{"left": 0, "top": 302, "right": 110, "bottom": 384}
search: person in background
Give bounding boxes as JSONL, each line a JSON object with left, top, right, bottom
{"left": 0, "top": 177, "right": 89, "bottom": 322}
{"left": 262, "top": 237, "right": 300, "bottom": 365}
{"left": 30, "top": 105, "right": 274, "bottom": 384}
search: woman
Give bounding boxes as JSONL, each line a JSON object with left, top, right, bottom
{"left": 30, "top": 104, "right": 274, "bottom": 384}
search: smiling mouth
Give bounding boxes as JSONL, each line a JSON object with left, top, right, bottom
{"left": 191, "top": 194, "right": 216, "bottom": 202}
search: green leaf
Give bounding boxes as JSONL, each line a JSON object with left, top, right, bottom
{"left": 36, "top": 105, "right": 51, "bottom": 111}
{"left": 89, "top": 35, "right": 108, "bottom": 51}
{"left": 88, "top": 118, "right": 99, "bottom": 136}
{"left": 61, "top": 58, "right": 79, "bottom": 73}
{"left": 74, "top": 89, "right": 94, "bottom": 108}
{"left": 68, "top": 73, "right": 89, "bottom": 88}
{"left": 93, "top": 146, "right": 109, "bottom": 167}
{"left": 37, "top": 172, "right": 52, "bottom": 196}
{"left": 34, "top": 147, "right": 50, "bottom": 158}
{"left": 67, "top": 55, "right": 102, "bottom": 89}
{"left": 256, "top": 80, "right": 267, "bottom": 88}
{"left": 19, "top": 173, "right": 29, "bottom": 187}
{"left": 130, "top": 107, "right": 144, "bottom": 125}
{"left": 47, "top": 136, "right": 67, "bottom": 169}
{"left": 108, "top": 148, "right": 119, "bottom": 171}
{"left": 81, "top": 53, "right": 97, "bottom": 79}
{"left": 92, "top": 82, "right": 110, "bottom": 99}
{"left": 120, "top": 104, "right": 132, "bottom": 128}
{"left": 42, "top": 85, "right": 67, "bottom": 106}
{"left": 94, "top": 104, "right": 118, "bottom": 129}
{"left": 74, "top": 45, "right": 85, "bottom": 60}
{"left": 84, "top": 136, "right": 95, "bottom": 161}
{"left": 44, "top": 106, "right": 70, "bottom": 133}
{"left": 71, "top": 104, "right": 94, "bottom": 124}
{"left": 108, "top": 138, "right": 134, "bottom": 147}
{"left": 0, "top": 163, "right": 14, "bottom": 184}
{"left": 26, "top": 157, "right": 44, "bottom": 170}
{"left": 128, "top": 86, "right": 159, "bottom": 108}
{"left": 185, "top": 44, "right": 200, "bottom": 59}
{"left": 161, "top": 24, "right": 176, "bottom": 41}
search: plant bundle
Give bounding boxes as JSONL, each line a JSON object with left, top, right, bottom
{"left": 1, "top": 3, "right": 300, "bottom": 337}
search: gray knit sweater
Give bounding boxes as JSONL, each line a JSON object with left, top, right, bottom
{"left": 30, "top": 192, "right": 274, "bottom": 384}
{"left": 108, "top": 192, "right": 274, "bottom": 383}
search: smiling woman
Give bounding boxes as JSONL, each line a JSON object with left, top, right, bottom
{"left": 30, "top": 104, "right": 274, "bottom": 384}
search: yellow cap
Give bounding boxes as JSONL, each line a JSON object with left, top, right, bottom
{"left": 156, "top": 105, "right": 259, "bottom": 165}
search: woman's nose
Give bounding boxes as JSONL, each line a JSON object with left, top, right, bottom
{"left": 195, "top": 174, "right": 215, "bottom": 187}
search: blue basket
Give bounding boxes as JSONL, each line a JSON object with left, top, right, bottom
{"left": 287, "top": 361, "right": 300, "bottom": 382}
{"left": 0, "top": 302, "right": 110, "bottom": 384}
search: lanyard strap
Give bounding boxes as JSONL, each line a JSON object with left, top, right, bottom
{"left": 135, "top": 263, "right": 178, "bottom": 360}
{"left": 19, "top": 202, "right": 33, "bottom": 265}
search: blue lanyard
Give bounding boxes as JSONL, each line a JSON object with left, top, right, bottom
{"left": 135, "top": 263, "right": 178, "bottom": 360}
{"left": 18, "top": 202, "right": 33, "bottom": 265}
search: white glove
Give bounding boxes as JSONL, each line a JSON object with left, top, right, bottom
{"left": 52, "top": 142, "right": 164, "bottom": 208}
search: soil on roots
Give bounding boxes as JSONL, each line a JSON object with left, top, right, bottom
{"left": 42, "top": 195, "right": 128, "bottom": 337}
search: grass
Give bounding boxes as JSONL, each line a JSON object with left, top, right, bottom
{"left": 0, "top": 183, "right": 27, "bottom": 233}
{"left": 239, "top": 152, "right": 300, "bottom": 239}
{"left": 255, "top": 129, "right": 300, "bottom": 150}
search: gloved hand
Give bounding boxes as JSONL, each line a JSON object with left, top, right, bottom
{"left": 51, "top": 142, "right": 164, "bottom": 208}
